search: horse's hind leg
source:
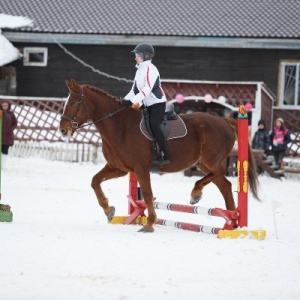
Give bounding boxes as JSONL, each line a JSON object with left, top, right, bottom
{"left": 191, "top": 160, "right": 236, "bottom": 211}
{"left": 190, "top": 173, "right": 215, "bottom": 204}
{"left": 212, "top": 176, "right": 236, "bottom": 211}
{"left": 91, "top": 164, "right": 127, "bottom": 221}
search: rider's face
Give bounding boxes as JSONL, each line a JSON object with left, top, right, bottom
{"left": 135, "top": 53, "right": 143, "bottom": 64}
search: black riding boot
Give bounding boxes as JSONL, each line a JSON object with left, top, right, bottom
{"left": 148, "top": 102, "right": 170, "bottom": 165}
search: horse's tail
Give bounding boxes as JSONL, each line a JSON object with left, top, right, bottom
{"left": 226, "top": 117, "right": 261, "bottom": 202}
{"left": 248, "top": 143, "right": 261, "bottom": 201}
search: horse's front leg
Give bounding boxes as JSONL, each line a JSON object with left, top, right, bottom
{"left": 135, "top": 172, "right": 156, "bottom": 233}
{"left": 91, "top": 164, "right": 127, "bottom": 221}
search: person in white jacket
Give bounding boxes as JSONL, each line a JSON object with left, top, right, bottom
{"left": 122, "top": 43, "right": 170, "bottom": 165}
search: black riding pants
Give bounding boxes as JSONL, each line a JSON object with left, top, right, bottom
{"left": 148, "top": 102, "right": 167, "bottom": 153}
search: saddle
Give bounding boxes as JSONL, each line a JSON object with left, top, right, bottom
{"left": 139, "top": 103, "right": 187, "bottom": 169}
{"left": 140, "top": 103, "right": 187, "bottom": 141}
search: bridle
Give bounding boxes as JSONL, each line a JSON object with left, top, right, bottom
{"left": 61, "top": 86, "right": 126, "bottom": 130}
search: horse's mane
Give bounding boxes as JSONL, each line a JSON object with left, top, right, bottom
{"left": 67, "top": 79, "right": 120, "bottom": 103}
{"left": 84, "top": 84, "right": 119, "bottom": 102}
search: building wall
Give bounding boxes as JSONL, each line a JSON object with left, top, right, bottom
{"left": 10, "top": 42, "right": 300, "bottom": 98}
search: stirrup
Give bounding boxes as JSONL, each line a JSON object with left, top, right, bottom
{"left": 154, "top": 151, "right": 170, "bottom": 165}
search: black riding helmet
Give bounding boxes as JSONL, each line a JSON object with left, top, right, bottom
{"left": 132, "top": 43, "right": 155, "bottom": 61}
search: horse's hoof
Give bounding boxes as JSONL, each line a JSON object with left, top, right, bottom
{"left": 106, "top": 207, "right": 116, "bottom": 221}
{"left": 138, "top": 226, "right": 154, "bottom": 233}
{"left": 190, "top": 196, "right": 201, "bottom": 205}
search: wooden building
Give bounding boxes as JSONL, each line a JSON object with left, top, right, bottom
{"left": 0, "top": 0, "right": 300, "bottom": 155}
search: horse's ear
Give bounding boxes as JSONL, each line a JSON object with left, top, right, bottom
{"left": 70, "top": 78, "right": 77, "bottom": 86}
{"left": 65, "top": 79, "right": 72, "bottom": 89}
{"left": 65, "top": 79, "right": 78, "bottom": 91}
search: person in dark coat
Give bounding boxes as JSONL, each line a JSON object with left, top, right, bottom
{"left": 251, "top": 119, "right": 271, "bottom": 154}
{"left": 269, "top": 118, "right": 291, "bottom": 168}
{"left": 1, "top": 100, "right": 18, "bottom": 159}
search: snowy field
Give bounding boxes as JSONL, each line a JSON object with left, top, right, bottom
{"left": 1, "top": 156, "right": 300, "bottom": 300}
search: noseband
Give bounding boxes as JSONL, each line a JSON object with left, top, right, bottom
{"left": 61, "top": 86, "right": 126, "bottom": 130}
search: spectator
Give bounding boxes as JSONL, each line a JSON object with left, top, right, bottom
{"left": 0, "top": 100, "right": 18, "bottom": 168}
{"left": 251, "top": 119, "right": 271, "bottom": 156}
{"left": 270, "top": 118, "right": 291, "bottom": 168}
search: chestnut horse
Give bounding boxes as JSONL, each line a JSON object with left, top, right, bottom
{"left": 60, "top": 79, "right": 259, "bottom": 232}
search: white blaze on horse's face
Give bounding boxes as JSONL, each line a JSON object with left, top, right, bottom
{"left": 63, "top": 95, "right": 70, "bottom": 114}
{"left": 66, "top": 128, "right": 72, "bottom": 140}
{"left": 60, "top": 94, "right": 76, "bottom": 138}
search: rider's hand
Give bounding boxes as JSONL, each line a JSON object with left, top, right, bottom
{"left": 121, "top": 99, "right": 133, "bottom": 107}
{"left": 132, "top": 103, "right": 140, "bottom": 109}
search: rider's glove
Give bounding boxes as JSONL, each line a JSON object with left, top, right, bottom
{"left": 121, "top": 99, "right": 133, "bottom": 107}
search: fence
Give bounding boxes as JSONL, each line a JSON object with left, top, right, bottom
{"left": 0, "top": 95, "right": 101, "bottom": 145}
{"left": 9, "top": 140, "right": 105, "bottom": 164}
{"left": 0, "top": 95, "right": 104, "bottom": 163}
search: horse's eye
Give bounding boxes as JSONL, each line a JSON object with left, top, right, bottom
{"left": 69, "top": 101, "right": 76, "bottom": 107}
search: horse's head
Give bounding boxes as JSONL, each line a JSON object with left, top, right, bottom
{"left": 60, "top": 79, "right": 92, "bottom": 138}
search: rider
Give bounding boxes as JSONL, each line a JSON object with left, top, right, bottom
{"left": 122, "top": 43, "right": 170, "bottom": 165}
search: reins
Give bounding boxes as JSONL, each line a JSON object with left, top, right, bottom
{"left": 78, "top": 106, "right": 126, "bottom": 129}
{"left": 61, "top": 86, "right": 126, "bottom": 129}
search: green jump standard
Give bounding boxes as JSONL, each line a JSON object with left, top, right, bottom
{"left": 0, "top": 210, "right": 13, "bottom": 222}
{"left": 0, "top": 204, "right": 13, "bottom": 222}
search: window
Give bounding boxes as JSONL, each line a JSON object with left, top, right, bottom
{"left": 23, "top": 47, "right": 48, "bottom": 67}
{"left": 279, "top": 61, "right": 300, "bottom": 107}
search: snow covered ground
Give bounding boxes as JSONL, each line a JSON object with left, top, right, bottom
{"left": 1, "top": 156, "right": 300, "bottom": 300}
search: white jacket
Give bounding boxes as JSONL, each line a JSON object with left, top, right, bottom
{"left": 124, "top": 60, "right": 166, "bottom": 107}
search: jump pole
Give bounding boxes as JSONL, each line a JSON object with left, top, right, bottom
{"left": 0, "top": 110, "right": 13, "bottom": 222}
{"left": 154, "top": 201, "right": 239, "bottom": 234}
{"left": 218, "top": 105, "right": 266, "bottom": 239}
{"left": 109, "top": 105, "right": 266, "bottom": 240}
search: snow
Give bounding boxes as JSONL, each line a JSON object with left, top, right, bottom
{"left": 0, "top": 14, "right": 33, "bottom": 66}
{"left": 0, "top": 34, "right": 20, "bottom": 67}
{"left": 1, "top": 156, "right": 300, "bottom": 300}
{"left": 0, "top": 14, "right": 33, "bottom": 29}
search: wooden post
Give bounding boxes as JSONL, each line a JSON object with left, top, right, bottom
{"left": 0, "top": 110, "right": 13, "bottom": 221}
{"left": 237, "top": 105, "right": 249, "bottom": 228}
{"left": 128, "top": 172, "right": 139, "bottom": 215}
